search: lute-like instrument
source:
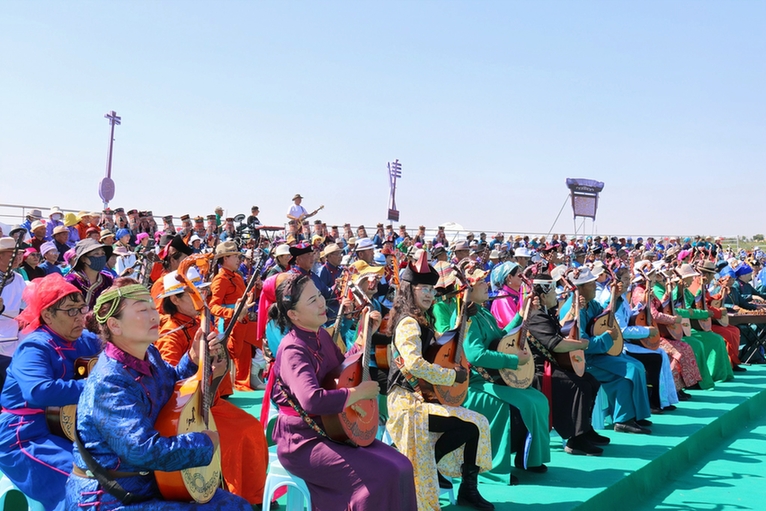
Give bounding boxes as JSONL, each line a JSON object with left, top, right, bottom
{"left": 589, "top": 267, "right": 624, "bottom": 356}
{"left": 46, "top": 357, "right": 98, "bottom": 441}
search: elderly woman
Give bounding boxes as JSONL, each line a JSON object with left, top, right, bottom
{"left": 269, "top": 273, "right": 417, "bottom": 511}
{"left": 65, "top": 278, "right": 250, "bottom": 510}
{"left": 19, "top": 247, "right": 47, "bottom": 281}
{"left": 64, "top": 239, "right": 114, "bottom": 309}
{"left": 0, "top": 274, "right": 102, "bottom": 511}
{"left": 490, "top": 262, "right": 523, "bottom": 329}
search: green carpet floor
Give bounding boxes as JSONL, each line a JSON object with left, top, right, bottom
{"left": 232, "top": 364, "right": 766, "bottom": 511}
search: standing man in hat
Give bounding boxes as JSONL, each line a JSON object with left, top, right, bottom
{"left": 64, "top": 239, "right": 114, "bottom": 309}
{"left": 211, "top": 241, "right": 257, "bottom": 392}
{"left": 286, "top": 193, "right": 308, "bottom": 222}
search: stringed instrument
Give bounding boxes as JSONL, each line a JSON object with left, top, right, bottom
{"left": 420, "top": 278, "right": 470, "bottom": 406}
{"left": 46, "top": 357, "right": 98, "bottom": 441}
{"left": 710, "top": 286, "right": 730, "bottom": 327}
{"left": 673, "top": 279, "right": 693, "bottom": 337}
{"left": 155, "top": 254, "right": 233, "bottom": 503}
{"left": 553, "top": 284, "right": 586, "bottom": 376}
{"left": 632, "top": 272, "right": 661, "bottom": 350}
{"left": 321, "top": 283, "right": 379, "bottom": 447}
{"left": 589, "top": 267, "right": 624, "bottom": 356}
{"left": 326, "top": 269, "right": 351, "bottom": 353}
{"left": 295, "top": 205, "right": 325, "bottom": 224}
{"left": 690, "top": 275, "right": 713, "bottom": 332}
{"left": 659, "top": 275, "right": 686, "bottom": 340}
{"left": 490, "top": 292, "right": 535, "bottom": 388}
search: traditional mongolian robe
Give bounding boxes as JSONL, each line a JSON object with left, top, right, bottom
{"left": 66, "top": 343, "right": 249, "bottom": 510}
{"left": 271, "top": 327, "right": 416, "bottom": 511}
{"left": 64, "top": 270, "right": 113, "bottom": 309}
{"left": 0, "top": 327, "right": 102, "bottom": 511}
{"left": 458, "top": 306, "right": 550, "bottom": 484}
{"left": 490, "top": 285, "right": 523, "bottom": 329}
{"left": 559, "top": 297, "right": 652, "bottom": 424}
{"left": 156, "top": 312, "right": 268, "bottom": 505}
{"left": 387, "top": 317, "right": 492, "bottom": 511}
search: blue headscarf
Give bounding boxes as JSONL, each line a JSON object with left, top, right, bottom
{"left": 735, "top": 264, "right": 753, "bottom": 278}
{"left": 490, "top": 261, "right": 519, "bottom": 291}
{"left": 115, "top": 228, "right": 131, "bottom": 240}
{"left": 719, "top": 266, "right": 736, "bottom": 279}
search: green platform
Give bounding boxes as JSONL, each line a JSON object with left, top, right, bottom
{"left": 232, "top": 364, "right": 766, "bottom": 511}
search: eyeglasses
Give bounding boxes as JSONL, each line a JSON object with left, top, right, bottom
{"left": 53, "top": 305, "right": 89, "bottom": 317}
{"left": 414, "top": 285, "right": 436, "bottom": 296}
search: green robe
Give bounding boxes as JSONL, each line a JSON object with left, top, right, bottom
{"left": 457, "top": 306, "right": 550, "bottom": 484}
{"left": 432, "top": 297, "right": 457, "bottom": 334}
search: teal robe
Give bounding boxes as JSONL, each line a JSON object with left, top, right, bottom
{"left": 456, "top": 306, "right": 550, "bottom": 483}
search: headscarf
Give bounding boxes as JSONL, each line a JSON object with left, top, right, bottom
{"left": 16, "top": 273, "right": 81, "bottom": 334}
{"left": 256, "top": 272, "right": 290, "bottom": 343}
{"left": 490, "top": 261, "right": 519, "bottom": 292}
{"left": 735, "top": 264, "right": 753, "bottom": 278}
{"left": 93, "top": 284, "right": 152, "bottom": 324}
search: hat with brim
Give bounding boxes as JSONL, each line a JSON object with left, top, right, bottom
{"left": 632, "top": 260, "right": 656, "bottom": 283}
{"left": 351, "top": 262, "right": 385, "bottom": 284}
{"left": 322, "top": 243, "right": 341, "bottom": 257}
{"left": 568, "top": 268, "right": 598, "bottom": 286}
{"left": 274, "top": 244, "right": 291, "bottom": 257}
{"left": 0, "top": 237, "right": 17, "bottom": 252}
{"left": 27, "top": 209, "right": 42, "bottom": 219}
{"left": 432, "top": 246, "right": 446, "bottom": 258}
{"left": 99, "top": 230, "right": 115, "bottom": 241}
{"left": 72, "top": 239, "right": 107, "bottom": 268}
{"left": 696, "top": 260, "right": 717, "bottom": 274}
{"left": 675, "top": 263, "right": 700, "bottom": 280}
{"left": 292, "top": 194, "right": 303, "bottom": 200}
{"left": 214, "top": 241, "right": 240, "bottom": 260}
{"left": 49, "top": 206, "right": 63, "bottom": 217}
{"left": 434, "top": 261, "right": 457, "bottom": 289}
{"left": 31, "top": 220, "right": 46, "bottom": 232}
{"left": 589, "top": 261, "right": 606, "bottom": 278}
{"left": 356, "top": 238, "right": 374, "bottom": 251}
{"left": 157, "top": 267, "right": 211, "bottom": 299}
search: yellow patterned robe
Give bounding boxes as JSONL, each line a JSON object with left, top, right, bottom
{"left": 386, "top": 317, "right": 492, "bottom": 511}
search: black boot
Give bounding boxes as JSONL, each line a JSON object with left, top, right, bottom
{"left": 457, "top": 465, "right": 494, "bottom": 511}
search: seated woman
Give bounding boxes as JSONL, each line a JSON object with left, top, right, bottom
{"left": 269, "top": 273, "right": 417, "bottom": 511}
{"left": 386, "top": 254, "right": 494, "bottom": 511}
{"left": 458, "top": 264, "right": 551, "bottom": 484}
{"left": 489, "top": 261, "right": 524, "bottom": 328}
{"left": 0, "top": 274, "right": 102, "bottom": 511}
{"left": 65, "top": 278, "right": 250, "bottom": 510}
{"left": 154, "top": 268, "right": 268, "bottom": 507}
{"left": 525, "top": 273, "right": 607, "bottom": 456}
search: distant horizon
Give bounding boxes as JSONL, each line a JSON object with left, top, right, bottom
{"left": 2, "top": 2, "right": 763, "bottom": 237}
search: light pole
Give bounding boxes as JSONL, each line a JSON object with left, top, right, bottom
{"left": 99, "top": 110, "right": 121, "bottom": 209}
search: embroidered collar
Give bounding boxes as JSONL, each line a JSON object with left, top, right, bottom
{"left": 105, "top": 342, "right": 152, "bottom": 377}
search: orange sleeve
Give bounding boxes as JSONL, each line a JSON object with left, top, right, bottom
{"left": 209, "top": 274, "right": 236, "bottom": 320}
{"left": 156, "top": 319, "right": 193, "bottom": 366}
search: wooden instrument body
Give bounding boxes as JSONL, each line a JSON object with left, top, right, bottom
{"left": 320, "top": 351, "right": 379, "bottom": 447}
{"left": 155, "top": 378, "right": 222, "bottom": 503}
{"left": 633, "top": 286, "right": 661, "bottom": 350}
{"left": 374, "top": 345, "right": 390, "bottom": 370}
{"left": 46, "top": 357, "right": 98, "bottom": 441}
{"left": 590, "top": 311, "right": 624, "bottom": 356}
{"left": 659, "top": 281, "right": 686, "bottom": 340}
{"left": 710, "top": 296, "right": 729, "bottom": 327}
{"left": 489, "top": 329, "right": 535, "bottom": 388}
{"left": 554, "top": 349, "right": 586, "bottom": 377}
{"left": 421, "top": 329, "right": 470, "bottom": 406}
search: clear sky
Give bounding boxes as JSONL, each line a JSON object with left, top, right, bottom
{"left": 1, "top": 1, "right": 763, "bottom": 238}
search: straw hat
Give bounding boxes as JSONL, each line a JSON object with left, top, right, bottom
{"left": 214, "top": 241, "right": 240, "bottom": 259}
{"left": 674, "top": 263, "right": 700, "bottom": 280}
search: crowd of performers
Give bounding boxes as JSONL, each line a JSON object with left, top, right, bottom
{"left": 1, "top": 200, "right": 765, "bottom": 511}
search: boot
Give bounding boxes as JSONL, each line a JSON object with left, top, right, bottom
{"left": 457, "top": 465, "right": 494, "bottom": 511}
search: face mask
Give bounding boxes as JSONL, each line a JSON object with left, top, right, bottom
{"left": 52, "top": 213, "right": 63, "bottom": 221}
{"left": 87, "top": 255, "right": 107, "bottom": 272}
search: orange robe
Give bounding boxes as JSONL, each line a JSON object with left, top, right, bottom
{"left": 156, "top": 312, "right": 268, "bottom": 505}
{"left": 210, "top": 267, "right": 259, "bottom": 391}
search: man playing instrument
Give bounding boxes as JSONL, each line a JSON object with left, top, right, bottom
{"left": 155, "top": 268, "right": 269, "bottom": 507}
{"left": 0, "top": 274, "right": 102, "bottom": 511}
{"left": 286, "top": 193, "right": 309, "bottom": 223}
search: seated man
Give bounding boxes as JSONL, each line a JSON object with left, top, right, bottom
{"left": 559, "top": 268, "right": 653, "bottom": 434}
{"left": 0, "top": 274, "right": 102, "bottom": 511}
{"left": 154, "top": 268, "right": 268, "bottom": 507}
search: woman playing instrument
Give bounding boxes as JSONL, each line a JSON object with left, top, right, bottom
{"left": 154, "top": 268, "right": 269, "bottom": 507}
{"left": 605, "top": 266, "right": 678, "bottom": 413}
{"left": 526, "top": 274, "right": 607, "bottom": 456}
{"left": 630, "top": 261, "right": 702, "bottom": 398}
{"left": 559, "top": 268, "right": 653, "bottom": 434}
{"left": 269, "top": 273, "right": 417, "bottom": 511}
{"left": 0, "top": 274, "right": 102, "bottom": 511}
{"left": 457, "top": 264, "right": 551, "bottom": 483}
{"left": 66, "top": 278, "right": 250, "bottom": 510}
{"left": 386, "top": 258, "right": 493, "bottom": 511}
{"left": 489, "top": 262, "right": 524, "bottom": 328}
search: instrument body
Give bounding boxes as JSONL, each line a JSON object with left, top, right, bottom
{"left": 321, "top": 302, "right": 379, "bottom": 447}
{"left": 710, "top": 287, "right": 729, "bottom": 327}
{"left": 659, "top": 279, "right": 685, "bottom": 340}
{"left": 46, "top": 357, "right": 98, "bottom": 441}
{"left": 554, "top": 287, "right": 586, "bottom": 376}
{"left": 420, "top": 287, "right": 470, "bottom": 406}
{"left": 589, "top": 275, "right": 623, "bottom": 356}
{"left": 490, "top": 297, "right": 535, "bottom": 388}
{"left": 633, "top": 282, "right": 661, "bottom": 350}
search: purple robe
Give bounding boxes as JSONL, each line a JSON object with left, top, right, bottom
{"left": 270, "top": 326, "right": 417, "bottom": 511}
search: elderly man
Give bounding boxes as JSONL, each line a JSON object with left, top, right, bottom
{"left": 64, "top": 239, "right": 114, "bottom": 309}
{"left": 20, "top": 209, "right": 43, "bottom": 236}
{"left": 45, "top": 206, "right": 65, "bottom": 239}
{"left": 319, "top": 243, "right": 343, "bottom": 292}
{"left": 355, "top": 238, "right": 376, "bottom": 265}
{"left": 0, "top": 274, "right": 102, "bottom": 511}
{"left": 29, "top": 220, "right": 49, "bottom": 251}
{"left": 51, "top": 225, "right": 72, "bottom": 263}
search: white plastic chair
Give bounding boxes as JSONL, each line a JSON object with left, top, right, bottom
{"left": 262, "top": 451, "right": 311, "bottom": 511}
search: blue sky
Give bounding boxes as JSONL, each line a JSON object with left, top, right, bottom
{"left": 1, "top": 1, "right": 764, "bottom": 237}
